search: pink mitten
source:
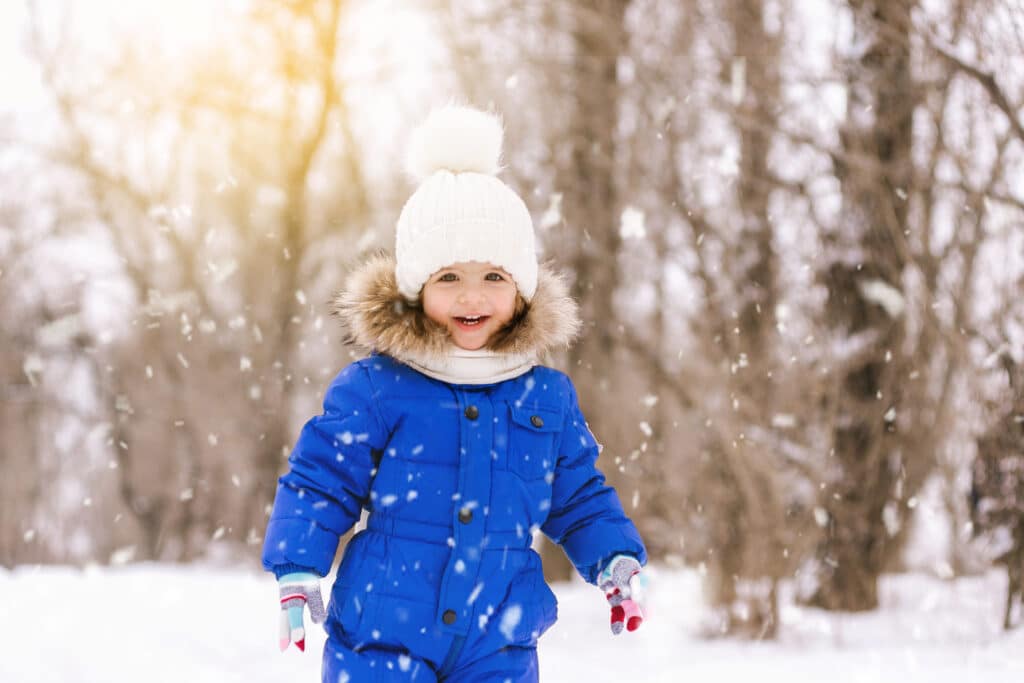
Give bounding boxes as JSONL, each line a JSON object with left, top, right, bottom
{"left": 278, "top": 572, "right": 326, "bottom": 652}
{"left": 597, "top": 554, "right": 645, "bottom": 634}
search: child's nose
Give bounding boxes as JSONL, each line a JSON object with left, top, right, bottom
{"left": 456, "top": 284, "right": 486, "bottom": 305}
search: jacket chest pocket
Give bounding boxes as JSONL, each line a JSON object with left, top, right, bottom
{"left": 506, "top": 405, "right": 563, "bottom": 481}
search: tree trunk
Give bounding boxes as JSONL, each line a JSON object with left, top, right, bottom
{"left": 810, "top": 0, "right": 916, "bottom": 611}
{"left": 0, "top": 365, "right": 42, "bottom": 567}
{"left": 246, "top": 0, "right": 348, "bottom": 538}
{"left": 542, "top": 0, "right": 632, "bottom": 583}
{"left": 704, "top": 0, "right": 783, "bottom": 638}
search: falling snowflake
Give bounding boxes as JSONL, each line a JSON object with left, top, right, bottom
{"left": 539, "top": 193, "right": 563, "bottom": 230}
{"left": 499, "top": 604, "right": 522, "bottom": 641}
{"left": 467, "top": 582, "right": 484, "bottom": 606}
{"left": 858, "top": 279, "right": 905, "bottom": 317}
{"left": 619, "top": 206, "right": 646, "bottom": 240}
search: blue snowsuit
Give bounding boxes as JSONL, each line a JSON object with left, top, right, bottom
{"left": 262, "top": 257, "right": 646, "bottom": 682}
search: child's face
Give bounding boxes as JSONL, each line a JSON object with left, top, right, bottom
{"left": 421, "top": 261, "right": 518, "bottom": 351}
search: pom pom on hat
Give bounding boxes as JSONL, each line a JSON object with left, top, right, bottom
{"left": 405, "top": 105, "right": 504, "bottom": 180}
{"left": 394, "top": 105, "right": 538, "bottom": 303}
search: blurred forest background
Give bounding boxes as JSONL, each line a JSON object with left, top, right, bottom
{"left": 2, "top": 0, "right": 1023, "bottom": 639}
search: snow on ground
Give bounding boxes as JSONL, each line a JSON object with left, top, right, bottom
{"left": 4, "top": 563, "right": 1023, "bottom": 682}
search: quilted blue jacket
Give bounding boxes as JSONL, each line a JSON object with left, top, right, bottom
{"left": 261, "top": 255, "right": 646, "bottom": 666}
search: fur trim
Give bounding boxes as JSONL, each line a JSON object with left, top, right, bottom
{"left": 333, "top": 253, "right": 580, "bottom": 363}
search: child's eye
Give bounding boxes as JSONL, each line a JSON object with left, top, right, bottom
{"left": 485, "top": 272, "right": 505, "bottom": 281}
{"left": 438, "top": 273, "right": 457, "bottom": 282}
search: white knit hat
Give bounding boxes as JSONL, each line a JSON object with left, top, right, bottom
{"left": 395, "top": 105, "right": 538, "bottom": 302}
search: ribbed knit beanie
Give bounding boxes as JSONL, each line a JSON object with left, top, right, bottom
{"left": 394, "top": 105, "right": 538, "bottom": 302}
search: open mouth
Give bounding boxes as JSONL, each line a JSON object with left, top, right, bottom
{"left": 454, "top": 315, "right": 490, "bottom": 328}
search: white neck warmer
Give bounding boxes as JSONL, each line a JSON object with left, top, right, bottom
{"left": 401, "top": 347, "right": 536, "bottom": 385}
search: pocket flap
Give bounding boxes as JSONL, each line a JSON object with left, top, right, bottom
{"left": 509, "top": 405, "right": 563, "bottom": 433}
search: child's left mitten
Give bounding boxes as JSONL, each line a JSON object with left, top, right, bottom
{"left": 277, "top": 571, "right": 326, "bottom": 652}
{"left": 597, "top": 554, "right": 646, "bottom": 635}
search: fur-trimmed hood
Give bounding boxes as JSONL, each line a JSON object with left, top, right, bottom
{"left": 332, "top": 253, "right": 580, "bottom": 365}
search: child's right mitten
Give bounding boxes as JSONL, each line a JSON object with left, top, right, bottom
{"left": 597, "top": 554, "right": 646, "bottom": 635}
{"left": 277, "top": 571, "right": 326, "bottom": 652}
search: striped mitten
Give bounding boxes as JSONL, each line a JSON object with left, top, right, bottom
{"left": 278, "top": 572, "right": 326, "bottom": 652}
{"left": 598, "top": 554, "right": 645, "bottom": 635}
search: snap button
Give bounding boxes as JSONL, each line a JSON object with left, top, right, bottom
{"left": 530, "top": 414, "right": 544, "bottom": 428}
{"left": 458, "top": 507, "right": 473, "bottom": 524}
{"left": 442, "top": 609, "right": 457, "bottom": 625}
{"left": 464, "top": 405, "right": 479, "bottom": 420}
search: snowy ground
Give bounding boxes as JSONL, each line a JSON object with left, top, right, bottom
{"left": 5, "top": 563, "right": 1023, "bottom": 683}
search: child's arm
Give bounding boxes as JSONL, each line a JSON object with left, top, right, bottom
{"left": 540, "top": 379, "right": 648, "bottom": 585}
{"left": 261, "top": 362, "right": 388, "bottom": 578}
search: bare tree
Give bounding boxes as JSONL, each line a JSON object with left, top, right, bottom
{"left": 971, "top": 353, "right": 1024, "bottom": 629}
{"left": 811, "top": 0, "right": 918, "bottom": 611}
{"left": 239, "top": 0, "right": 361, "bottom": 541}
{"left": 18, "top": 0, "right": 369, "bottom": 564}
{"left": 0, "top": 197, "right": 46, "bottom": 567}
{"left": 540, "top": 0, "right": 635, "bottom": 582}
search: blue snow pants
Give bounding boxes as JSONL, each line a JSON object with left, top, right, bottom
{"left": 322, "top": 633, "right": 539, "bottom": 682}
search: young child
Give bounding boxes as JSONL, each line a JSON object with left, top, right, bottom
{"left": 262, "top": 105, "right": 647, "bottom": 682}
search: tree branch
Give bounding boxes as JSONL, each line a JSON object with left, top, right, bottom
{"left": 927, "top": 39, "right": 1024, "bottom": 144}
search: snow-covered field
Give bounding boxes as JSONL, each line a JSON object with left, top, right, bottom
{"left": 5, "top": 563, "right": 1023, "bottom": 682}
